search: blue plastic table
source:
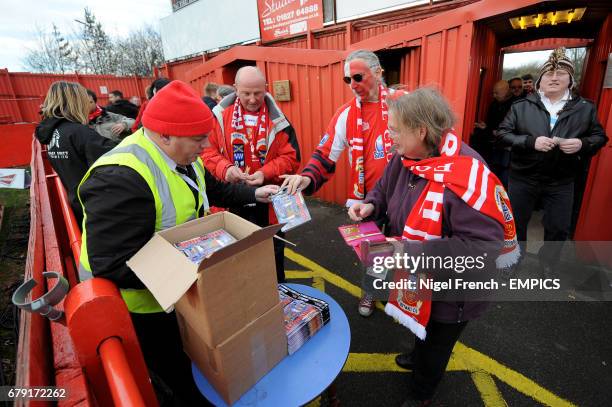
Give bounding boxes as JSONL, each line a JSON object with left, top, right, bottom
{"left": 192, "top": 283, "right": 351, "bottom": 406}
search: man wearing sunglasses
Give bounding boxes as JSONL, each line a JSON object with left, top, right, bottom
{"left": 281, "top": 49, "right": 395, "bottom": 317}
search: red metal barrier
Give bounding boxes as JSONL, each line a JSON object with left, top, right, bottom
{"left": 16, "top": 138, "right": 158, "bottom": 406}
{"left": 64, "top": 278, "right": 158, "bottom": 407}
{"left": 0, "top": 70, "right": 151, "bottom": 124}
{"left": 99, "top": 338, "right": 147, "bottom": 407}
{"left": 0, "top": 123, "right": 36, "bottom": 167}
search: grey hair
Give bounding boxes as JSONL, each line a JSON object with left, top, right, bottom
{"left": 217, "top": 85, "right": 235, "bottom": 98}
{"left": 344, "top": 49, "right": 382, "bottom": 75}
{"left": 387, "top": 87, "right": 455, "bottom": 155}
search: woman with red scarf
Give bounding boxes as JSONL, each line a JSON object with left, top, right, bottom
{"left": 349, "top": 88, "right": 519, "bottom": 406}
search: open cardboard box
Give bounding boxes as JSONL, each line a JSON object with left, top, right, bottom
{"left": 178, "top": 302, "right": 287, "bottom": 405}
{"left": 127, "top": 211, "right": 282, "bottom": 347}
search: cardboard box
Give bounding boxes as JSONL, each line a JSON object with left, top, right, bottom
{"left": 177, "top": 302, "right": 288, "bottom": 405}
{"left": 127, "top": 211, "right": 282, "bottom": 346}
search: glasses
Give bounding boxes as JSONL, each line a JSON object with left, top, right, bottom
{"left": 510, "top": 85, "right": 523, "bottom": 90}
{"left": 343, "top": 74, "right": 364, "bottom": 84}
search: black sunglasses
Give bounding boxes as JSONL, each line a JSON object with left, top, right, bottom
{"left": 343, "top": 74, "right": 364, "bottom": 84}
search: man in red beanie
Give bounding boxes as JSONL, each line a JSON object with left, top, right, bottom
{"left": 202, "top": 66, "right": 300, "bottom": 283}
{"left": 78, "top": 80, "right": 279, "bottom": 406}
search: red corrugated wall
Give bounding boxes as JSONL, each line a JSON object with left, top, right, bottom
{"left": 574, "top": 13, "right": 612, "bottom": 241}
{"left": 0, "top": 70, "right": 150, "bottom": 124}
{"left": 503, "top": 37, "right": 592, "bottom": 53}
{"left": 159, "top": 55, "right": 205, "bottom": 82}
{"left": 464, "top": 22, "right": 502, "bottom": 142}
{"left": 264, "top": 61, "right": 354, "bottom": 203}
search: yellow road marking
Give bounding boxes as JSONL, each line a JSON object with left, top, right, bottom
{"left": 285, "top": 248, "right": 577, "bottom": 407}
{"left": 455, "top": 343, "right": 576, "bottom": 407}
{"left": 304, "top": 396, "right": 321, "bottom": 407}
{"left": 343, "top": 352, "right": 466, "bottom": 373}
{"left": 471, "top": 371, "right": 508, "bottom": 407}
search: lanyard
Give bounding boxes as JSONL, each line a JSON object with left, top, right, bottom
{"left": 176, "top": 164, "right": 210, "bottom": 213}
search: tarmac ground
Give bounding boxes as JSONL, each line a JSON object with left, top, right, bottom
{"left": 283, "top": 198, "right": 612, "bottom": 407}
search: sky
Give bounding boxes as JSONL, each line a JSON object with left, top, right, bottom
{"left": 503, "top": 50, "right": 555, "bottom": 69}
{"left": 0, "top": 1, "right": 575, "bottom": 73}
{"left": 0, "top": 0, "right": 172, "bottom": 71}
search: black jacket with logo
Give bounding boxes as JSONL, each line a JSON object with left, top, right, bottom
{"left": 497, "top": 93, "right": 608, "bottom": 183}
{"left": 35, "top": 117, "right": 117, "bottom": 224}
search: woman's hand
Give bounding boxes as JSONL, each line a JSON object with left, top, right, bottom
{"left": 279, "top": 174, "right": 311, "bottom": 194}
{"left": 348, "top": 203, "right": 374, "bottom": 221}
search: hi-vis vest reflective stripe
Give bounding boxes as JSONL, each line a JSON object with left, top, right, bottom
{"left": 78, "top": 129, "right": 209, "bottom": 314}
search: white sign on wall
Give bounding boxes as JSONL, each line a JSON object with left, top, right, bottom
{"left": 335, "top": 0, "right": 435, "bottom": 22}
{"left": 0, "top": 169, "right": 27, "bottom": 189}
{"left": 160, "top": 0, "right": 260, "bottom": 61}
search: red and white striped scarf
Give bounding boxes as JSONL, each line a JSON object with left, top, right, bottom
{"left": 230, "top": 97, "right": 268, "bottom": 168}
{"left": 385, "top": 129, "right": 520, "bottom": 339}
{"left": 349, "top": 84, "right": 391, "bottom": 200}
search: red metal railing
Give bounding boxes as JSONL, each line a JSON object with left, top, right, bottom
{"left": 16, "top": 139, "right": 158, "bottom": 406}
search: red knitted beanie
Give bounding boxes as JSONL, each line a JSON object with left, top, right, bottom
{"left": 142, "top": 80, "right": 213, "bottom": 136}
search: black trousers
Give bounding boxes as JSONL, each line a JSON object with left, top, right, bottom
{"left": 131, "top": 312, "right": 212, "bottom": 406}
{"left": 508, "top": 174, "right": 574, "bottom": 267}
{"left": 232, "top": 202, "right": 286, "bottom": 283}
{"left": 410, "top": 320, "right": 468, "bottom": 400}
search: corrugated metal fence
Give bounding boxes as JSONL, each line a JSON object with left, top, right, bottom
{"left": 0, "top": 70, "right": 151, "bottom": 124}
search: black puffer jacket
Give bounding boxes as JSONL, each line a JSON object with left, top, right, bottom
{"left": 106, "top": 100, "right": 139, "bottom": 119}
{"left": 35, "top": 118, "right": 117, "bottom": 225}
{"left": 497, "top": 93, "right": 608, "bottom": 183}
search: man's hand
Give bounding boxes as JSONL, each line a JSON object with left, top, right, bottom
{"left": 559, "top": 138, "right": 582, "bottom": 154}
{"left": 245, "top": 171, "right": 264, "bottom": 186}
{"left": 111, "top": 123, "right": 127, "bottom": 136}
{"left": 279, "top": 174, "right": 311, "bottom": 195}
{"left": 534, "top": 136, "right": 556, "bottom": 152}
{"left": 255, "top": 184, "right": 280, "bottom": 203}
{"left": 348, "top": 203, "right": 375, "bottom": 221}
{"left": 225, "top": 166, "right": 247, "bottom": 183}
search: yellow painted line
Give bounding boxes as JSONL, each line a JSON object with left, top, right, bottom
{"left": 455, "top": 343, "right": 576, "bottom": 407}
{"left": 285, "top": 270, "right": 315, "bottom": 279}
{"left": 471, "top": 371, "right": 508, "bottom": 407}
{"left": 304, "top": 396, "right": 321, "bottom": 407}
{"left": 285, "top": 249, "right": 385, "bottom": 311}
{"left": 285, "top": 248, "right": 576, "bottom": 407}
{"left": 343, "top": 352, "right": 466, "bottom": 373}
{"left": 313, "top": 276, "right": 326, "bottom": 292}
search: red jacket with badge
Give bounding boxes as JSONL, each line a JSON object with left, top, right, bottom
{"left": 202, "top": 93, "right": 300, "bottom": 185}
{"left": 301, "top": 94, "right": 393, "bottom": 204}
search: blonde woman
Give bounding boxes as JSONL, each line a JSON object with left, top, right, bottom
{"left": 35, "top": 81, "right": 116, "bottom": 225}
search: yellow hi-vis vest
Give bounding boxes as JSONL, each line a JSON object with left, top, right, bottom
{"left": 78, "top": 129, "right": 209, "bottom": 313}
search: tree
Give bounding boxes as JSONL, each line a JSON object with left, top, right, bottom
{"left": 23, "top": 24, "right": 76, "bottom": 73}
{"left": 114, "top": 25, "right": 164, "bottom": 76}
{"left": 74, "top": 8, "right": 117, "bottom": 74}
{"left": 21, "top": 8, "right": 164, "bottom": 76}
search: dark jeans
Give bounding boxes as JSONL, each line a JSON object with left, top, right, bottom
{"left": 131, "top": 312, "right": 212, "bottom": 406}
{"left": 489, "top": 148, "right": 510, "bottom": 189}
{"left": 410, "top": 320, "right": 468, "bottom": 400}
{"left": 231, "top": 202, "right": 286, "bottom": 283}
{"left": 508, "top": 174, "right": 574, "bottom": 267}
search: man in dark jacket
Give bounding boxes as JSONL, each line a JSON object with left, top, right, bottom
{"left": 202, "top": 82, "right": 218, "bottom": 110}
{"left": 473, "top": 80, "right": 513, "bottom": 187}
{"left": 497, "top": 48, "right": 608, "bottom": 271}
{"left": 106, "top": 90, "right": 139, "bottom": 119}
{"left": 35, "top": 117, "right": 116, "bottom": 226}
